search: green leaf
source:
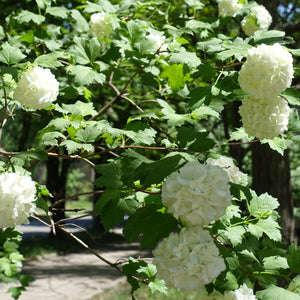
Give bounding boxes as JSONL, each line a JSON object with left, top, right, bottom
{"left": 15, "top": 10, "right": 45, "bottom": 25}
{"left": 252, "top": 30, "right": 289, "bottom": 45}
{"left": 263, "top": 256, "right": 288, "bottom": 272}
{"left": 35, "top": 0, "right": 51, "bottom": 9}
{"left": 161, "top": 64, "right": 191, "bottom": 92}
{"left": 261, "top": 137, "right": 287, "bottom": 156}
{"left": 157, "top": 99, "right": 193, "bottom": 126}
{"left": 56, "top": 101, "right": 97, "bottom": 117}
{"left": 288, "top": 108, "right": 300, "bottom": 134}
{"left": 248, "top": 193, "right": 279, "bottom": 218}
{"left": 185, "top": 20, "right": 211, "bottom": 32}
{"left": 60, "top": 140, "right": 93, "bottom": 154}
{"left": 191, "top": 106, "right": 220, "bottom": 119}
{"left": 169, "top": 52, "right": 201, "bottom": 69}
{"left": 125, "top": 121, "right": 156, "bottom": 145}
{"left": 187, "top": 86, "right": 212, "bottom": 110}
{"left": 75, "top": 124, "right": 100, "bottom": 143}
{"left": 85, "top": 0, "right": 117, "bottom": 13}
{"left": 288, "top": 275, "right": 300, "bottom": 294}
{"left": 248, "top": 217, "right": 281, "bottom": 241}
{"left": 225, "top": 253, "right": 240, "bottom": 271}
{"left": 256, "top": 285, "right": 300, "bottom": 300}
{"left": 11, "top": 149, "right": 47, "bottom": 166}
{"left": 35, "top": 197, "right": 49, "bottom": 213}
{"left": 289, "top": 48, "right": 300, "bottom": 56}
{"left": 71, "top": 37, "right": 101, "bottom": 65}
{"left": 281, "top": 88, "right": 300, "bottom": 106}
{"left": 221, "top": 225, "right": 246, "bottom": 246}
{"left": 137, "top": 263, "right": 157, "bottom": 278}
{"left": 0, "top": 42, "right": 26, "bottom": 65}
{"left": 68, "top": 65, "right": 106, "bottom": 86}
{"left": 229, "top": 127, "right": 252, "bottom": 141}
{"left": 132, "top": 154, "right": 184, "bottom": 186}
{"left": 34, "top": 52, "right": 66, "bottom": 68}
{"left": 123, "top": 203, "right": 178, "bottom": 249}
{"left": 95, "top": 160, "right": 123, "bottom": 189}
{"left": 177, "top": 127, "right": 216, "bottom": 152}
{"left": 216, "top": 38, "right": 252, "bottom": 61}
{"left": 7, "top": 287, "right": 24, "bottom": 299}
{"left": 39, "top": 132, "right": 66, "bottom": 147}
{"left": 70, "top": 9, "right": 89, "bottom": 32}
{"left": 229, "top": 183, "right": 252, "bottom": 201}
{"left": 127, "top": 20, "right": 146, "bottom": 44}
{"left": 122, "top": 257, "right": 146, "bottom": 293}
{"left": 148, "top": 278, "right": 168, "bottom": 295}
{"left": 46, "top": 6, "right": 69, "bottom": 18}
{"left": 287, "top": 243, "right": 300, "bottom": 273}
{"left": 96, "top": 190, "right": 139, "bottom": 230}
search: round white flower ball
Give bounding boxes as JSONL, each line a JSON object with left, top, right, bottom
{"left": 239, "top": 95, "right": 290, "bottom": 140}
{"left": 153, "top": 227, "right": 226, "bottom": 292}
{"left": 218, "top": 0, "right": 243, "bottom": 17}
{"left": 206, "top": 156, "right": 243, "bottom": 184}
{"left": 241, "top": 5, "right": 272, "bottom": 36}
{"left": 14, "top": 66, "right": 59, "bottom": 110}
{"left": 0, "top": 172, "right": 36, "bottom": 228}
{"left": 224, "top": 284, "right": 256, "bottom": 300}
{"left": 161, "top": 160, "right": 232, "bottom": 227}
{"left": 89, "top": 12, "right": 113, "bottom": 38}
{"left": 238, "top": 43, "right": 294, "bottom": 99}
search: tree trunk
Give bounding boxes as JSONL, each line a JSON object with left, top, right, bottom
{"left": 252, "top": 142, "right": 296, "bottom": 245}
{"left": 46, "top": 156, "right": 71, "bottom": 238}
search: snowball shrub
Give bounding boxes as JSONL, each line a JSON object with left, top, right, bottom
{"left": 89, "top": 12, "right": 113, "bottom": 38}
{"left": 224, "top": 284, "right": 256, "bottom": 300}
{"left": 0, "top": 172, "right": 36, "bottom": 228}
{"left": 239, "top": 95, "right": 290, "bottom": 140}
{"left": 13, "top": 66, "right": 59, "bottom": 110}
{"left": 238, "top": 43, "right": 294, "bottom": 99}
{"left": 153, "top": 227, "right": 226, "bottom": 292}
{"left": 218, "top": 0, "right": 243, "bottom": 17}
{"left": 206, "top": 156, "right": 243, "bottom": 184}
{"left": 161, "top": 160, "right": 231, "bottom": 227}
{"left": 241, "top": 5, "right": 272, "bottom": 36}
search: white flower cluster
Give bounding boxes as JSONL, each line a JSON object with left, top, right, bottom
{"left": 153, "top": 227, "right": 226, "bottom": 292}
{"left": 0, "top": 172, "right": 36, "bottom": 228}
{"left": 89, "top": 12, "right": 113, "bottom": 38}
{"left": 238, "top": 43, "right": 293, "bottom": 139}
{"left": 218, "top": 0, "right": 243, "bottom": 17}
{"left": 238, "top": 44, "right": 294, "bottom": 99}
{"left": 153, "top": 160, "right": 231, "bottom": 291}
{"left": 206, "top": 156, "right": 243, "bottom": 184}
{"left": 239, "top": 95, "right": 290, "bottom": 139}
{"left": 14, "top": 66, "right": 59, "bottom": 110}
{"left": 224, "top": 284, "right": 256, "bottom": 300}
{"left": 241, "top": 5, "right": 272, "bottom": 36}
{"left": 161, "top": 160, "right": 232, "bottom": 227}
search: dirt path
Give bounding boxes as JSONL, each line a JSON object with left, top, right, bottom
{"left": 0, "top": 221, "right": 151, "bottom": 300}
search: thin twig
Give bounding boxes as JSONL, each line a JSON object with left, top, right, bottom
{"left": 47, "top": 152, "right": 95, "bottom": 167}
{"left": 51, "top": 190, "right": 104, "bottom": 208}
